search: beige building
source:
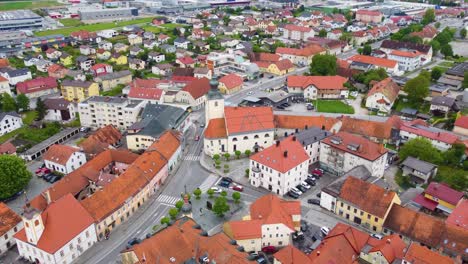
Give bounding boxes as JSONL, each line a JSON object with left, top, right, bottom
{"left": 453, "top": 116, "right": 468, "bottom": 136}
{"left": 95, "top": 70, "right": 132, "bottom": 92}
{"left": 61, "top": 80, "right": 99, "bottom": 102}
{"left": 0, "top": 203, "right": 22, "bottom": 256}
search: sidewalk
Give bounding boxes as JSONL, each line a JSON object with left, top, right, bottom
{"left": 199, "top": 153, "right": 250, "bottom": 186}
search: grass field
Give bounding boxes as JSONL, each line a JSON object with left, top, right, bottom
{"left": 0, "top": 0, "right": 60, "bottom": 11}
{"left": 35, "top": 17, "right": 155, "bottom": 36}
{"left": 314, "top": 100, "right": 355, "bottom": 114}
{"left": 393, "top": 98, "right": 430, "bottom": 113}
{"left": 59, "top": 18, "right": 82, "bottom": 27}
{"left": 22, "top": 111, "right": 37, "bottom": 125}
{"left": 141, "top": 25, "right": 162, "bottom": 34}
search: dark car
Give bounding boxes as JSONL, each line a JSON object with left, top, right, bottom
{"left": 287, "top": 191, "right": 299, "bottom": 199}
{"left": 42, "top": 173, "right": 54, "bottom": 182}
{"left": 305, "top": 178, "right": 316, "bottom": 186}
{"left": 276, "top": 105, "right": 285, "bottom": 110}
{"left": 284, "top": 102, "right": 291, "bottom": 107}
{"left": 218, "top": 180, "right": 230, "bottom": 188}
{"left": 127, "top": 238, "right": 141, "bottom": 247}
{"left": 296, "top": 184, "right": 307, "bottom": 193}
{"left": 48, "top": 175, "right": 61, "bottom": 183}
{"left": 316, "top": 193, "right": 321, "bottom": 198}
{"left": 308, "top": 199, "right": 320, "bottom": 205}
{"left": 262, "top": 246, "right": 277, "bottom": 254}
{"left": 222, "top": 177, "right": 233, "bottom": 183}
{"left": 256, "top": 257, "right": 267, "bottom": 264}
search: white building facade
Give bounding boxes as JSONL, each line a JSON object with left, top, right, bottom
{"left": 0, "top": 113, "right": 23, "bottom": 136}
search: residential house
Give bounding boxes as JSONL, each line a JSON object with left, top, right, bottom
{"left": 380, "top": 40, "right": 432, "bottom": 65}
{"left": 127, "top": 34, "right": 142, "bottom": 45}
{"left": 45, "top": 48, "right": 62, "bottom": 60}
{"left": 218, "top": 73, "right": 243, "bottom": 94}
{"left": 97, "top": 29, "right": 118, "bottom": 39}
{"left": 410, "top": 25, "right": 438, "bottom": 42}
{"left": 121, "top": 218, "right": 250, "bottom": 264}
{"left": 157, "top": 34, "right": 170, "bottom": 44}
{"left": 128, "top": 58, "right": 145, "bottom": 71}
{"left": 174, "top": 77, "right": 211, "bottom": 110}
{"left": 446, "top": 199, "right": 468, "bottom": 230}
{"left": 129, "top": 46, "right": 143, "bottom": 57}
{"left": 351, "top": 31, "right": 370, "bottom": 46}
{"left": 193, "top": 67, "right": 212, "bottom": 79}
{"left": 401, "top": 156, "right": 438, "bottom": 185}
{"left": 43, "top": 144, "right": 86, "bottom": 174}
{"left": 453, "top": 116, "right": 468, "bottom": 136}
{"left": 113, "top": 43, "right": 129, "bottom": 53}
{"left": 319, "top": 132, "right": 388, "bottom": 177}
{"left": 1, "top": 68, "right": 32, "bottom": 86}
{"left": 388, "top": 50, "right": 423, "bottom": 72}
{"left": 283, "top": 24, "right": 315, "bottom": 41}
{"left": 109, "top": 53, "right": 127, "bottom": 65}
{"left": 143, "top": 39, "right": 158, "bottom": 49}
{"left": 151, "top": 63, "right": 172, "bottom": 77}
{"left": 430, "top": 96, "right": 458, "bottom": 115}
{"left": 399, "top": 119, "right": 458, "bottom": 151}
{"left": 76, "top": 56, "right": 95, "bottom": 71}
{"left": 96, "top": 49, "right": 111, "bottom": 60}
{"left": 294, "top": 126, "right": 331, "bottom": 164}
{"left": 356, "top": 10, "right": 383, "bottom": 23}
{"left": 328, "top": 29, "right": 343, "bottom": 40}
{"left": 91, "top": 63, "right": 113, "bottom": 77}
{"left": 66, "top": 70, "right": 86, "bottom": 82}
{"left": 289, "top": 75, "right": 348, "bottom": 100}
{"left": 330, "top": 176, "right": 400, "bottom": 232}
{"left": 143, "top": 31, "right": 155, "bottom": 40}
{"left": 220, "top": 38, "right": 240, "bottom": 48}
{"left": 147, "top": 52, "right": 164, "bottom": 63}
{"left": 95, "top": 70, "right": 132, "bottom": 92}
{"left": 174, "top": 37, "right": 190, "bottom": 49}
{"left": 348, "top": 55, "right": 402, "bottom": 76}
{"left": 403, "top": 243, "right": 455, "bottom": 264}
{"left": 16, "top": 77, "right": 59, "bottom": 100}
{"left": 98, "top": 41, "right": 113, "bottom": 51}
{"left": 413, "top": 182, "right": 463, "bottom": 214}
{"left": 70, "top": 30, "right": 101, "bottom": 43}
{"left": 44, "top": 98, "right": 77, "bottom": 122}
{"left": 262, "top": 59, "right": 295, "bottom": 76}
{"left": 276, "top": 44, "right": 326, "bottom": 66}
{"left": 78, "top": 125, "right": 122, "bottom": 157}
{"left": 47, "top": 64, "right": 68, "bottom": 79}
{"left": 79, "top": 45, "right": 95, "bottom": 56}
{"left": 176, "top": 56, "right": 195, "bottom": 68}
{"left": 0, "top": 76, "right": 10, "bottom": 95}
{"left": 0, "top": 142, "right": 16, "bottom": 155}
{"left": 0, "top": 203, "right": 22, "bottom": 255}
{"left": 14, "top": 194, "right": 98, "bottom": 264}
{"left": 224, "top": 195, "right": 300, "bottom": 252}
{"left": 127, "top": 78, "right": 165, "bottom": 104}
{"left": 61, "top": 80, "right": 99, "bottom": 102}
{"left": 365, "top": 78, "right": 400, "bottom": 113}
{"left": 60, "top": 53, "right": 73, "bottom": 67}
{"left": 249, "top": 136, "right": 309, "bottom": 196}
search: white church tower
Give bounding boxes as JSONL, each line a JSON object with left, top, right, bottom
{"left": 22, "top": 204, "right": 44, "bottom": 245}
{"left": 205, "top": 75, "right": 225, "bottom": 122}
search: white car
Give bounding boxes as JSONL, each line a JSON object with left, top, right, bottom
{"left": 371, "top": 234, "right": 383, "bottom": 240}
{"left": 247, "top": 91, "right": 253, "bottom": 95}
{"left": 301, "top": 181, "right": 311, "bottom": 189}
{"left": 350, "top": 91, "right": 358, "bottom": 97}
{"left": 321, "top": 226, "right": 330, "bottom": 236}
{"left": 209, "top": 187, "right": 222, "bottom": 193}
{"left": 290, "top": 187, "right": 302, "bottom": 195}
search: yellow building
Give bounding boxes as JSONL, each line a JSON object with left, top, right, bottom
{"left": 335, "top": 176, "right": 400, "bottom": 233}
{"left": 420, "top": 182, "right": 463, "bottom": 214}
{"left": 61, "top": 80, "right": 99, "bottom": 102}
{"left": 218, "top": 73, "right": 243, "bottom": 94}
{"left": 60, "top": 54, "right": 73, "bottom": 67}
{"left": 267, "top": 59, "right": 295, "bottom": 76}
{"left": 110, "top": 54, "right": 128, "bottom": 65}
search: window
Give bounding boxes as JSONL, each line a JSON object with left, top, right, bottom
{"left": 347, "top": 205, "right": 350, "bottom": 210}
{"left": 374, "top": 217, "right": 378, "bottom": 222}
{"left": 367, "top": 214, "right": 371, "bottom": 220}
{"left": 254, "top": 135, "right": 259, "bottom": 139}
{"left": 372, "top": 226, "right": 377, "bottom": 231}
{"left": 232, "top": 137, "right": 238, "bottom": 142}
{"left": 354, "top": 209, "right": 357, "bottom": 213}
{"left": 60, "top": 250, "right": 64, "bottom": 257}
{"left": 243, "top": 136, "right": 248, "bottom": 140}
{"left": 264, "top": 134, "right": 270, "bottom": 137}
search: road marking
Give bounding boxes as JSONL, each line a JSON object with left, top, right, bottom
{"left": 184, "top": 155, "right": 200, "bottom": 161}
{"left": 199, "top": 174, "right": 219, "bottom": 192}
{"left": 156, "top": 194, "right": 180, "bottom": 206}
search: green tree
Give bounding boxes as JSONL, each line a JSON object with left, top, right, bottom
{"left": 212, "top": 196, "right": 230, "bottom": 217}
{"left": 175, "top": 200, "right": 184, "bottom": 210}
{"left": 431, "top": 68, "right": 442, "bottom": 81}
{"left": 422, "top": 9, "right": 435, "bottom": 25}
{"left": 235, "top": 150, "right": 241, "bottom": 159}
{"left": 434, "top": 22, "right": 441, "bottom": 29}
{"left": 2, "top": 93, "right": 17, "bottom": 112}
{"left": 463, "top": 72, "right": 468, "bottom": 88}
{"left": 0, "top": 155, "right": 32, "bottom": 200}
{"left": 461, "top": 28, "right": 467, "bottom": 39}
{"left": 435, "top": 29, "right": 453, "bottom": 45}
{"left": 362, "top": 44, "right": 372, "bottom": 55}
{"left": 16, "top": 94, "right": 30, "bottom": 112}
{"left": 193, "top": 188, "right": 202, "bottom": 200}
{"left": 430, "top": 40, "right": 441, "bottom": 55}
{"left": 220, "top": 190, "right": 227, "bottom": 197}
{"left": 223, "top": 15, "right": 231, "bottom": 26}
{"left": 245, "top": 168, "right": 250, "bottom": 177}
{"left": 318, "top": 29, "right": 327, "bottom": 38}
{"left": 213, "top": 154, "right": 220, "bottom": 161}
{"left": 160, "top": 217, "right": 170, "bottom": 225}
{"left": 404, "top": 74, "right": 430, "bottom": 103}
{"left": 244, "top": 149, "right": 251, "bottom": 156}
{"left": 207, "top": 188, "right": 215, "bottom": 198}
{"left": 443, "top": 143, "right": 465, "bottom": 166}
{"left": 399, "top": 138, "right": 443, "bottom": 164}
{"left": 232, "top": 191, "right": 241, "bottom": 204}
{"left": 401, "top": 35, "right": 423, "bottom": 44}
{"left": 36, "top": 97, "right": 47, "bottom": 120}
{"left": 224, "top": 153, "right": 230, "bottom": 161}
{"left": 169, "top": 208, "right": 179, "bottom": 220}
{"left": 440, "top": 44, "right": 453, "bottom": 58}
{"left": 309, "top": 54, "right": 337, "bottom": 76}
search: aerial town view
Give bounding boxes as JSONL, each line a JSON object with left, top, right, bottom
{"left": 0, "top": 0, "right": 467, "bottom": 263}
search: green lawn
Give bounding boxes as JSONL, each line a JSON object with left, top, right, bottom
{"left": 59, "top": 18, "right": 83, "bottom": 27}
{"left": 438, "top": 61, "right": 455, "bottom": 67}
{"left": 22, "top": 111, "right": 37, "bottom": 125}
{"left": 100, "top": 84, "right": 125, "bottom": 96}
{"left": 393, "top": 98, "right": 430, "bottom": 114}
{"left": 141, "top": 25, "right": 162, "bottom": 34}
{"left": 0, "top": 0, "right": 60, "bottom": 10}
{"left": 35, "top": 17, "right": 155, "bottom": 36}
{"left": 314, "top": 100, "right": 355, "bottom": 114}
{"left": 159, "top": 23, "right": 185, "bottom": 30}
{"left": 0, "top": 122, "right": 61, "bottom": 145}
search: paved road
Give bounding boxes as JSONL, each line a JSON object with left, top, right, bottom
{"left": 273, "top": 110, "right": 389, "bottom": 122}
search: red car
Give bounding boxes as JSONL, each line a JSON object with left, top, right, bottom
{"left": 36, "top": 167, "right": 51, "bottom": 175}
{"left": 312, "top": 169, "right": 323, "bottom": 176}
{"left": 195, "top": 135, "right": 200, "bottom": 141}
{"left": 232, "top": 184, "right": 243, "bottom": 192}
{"left": 261, "top": 246, "right": 277, "bottom": 254}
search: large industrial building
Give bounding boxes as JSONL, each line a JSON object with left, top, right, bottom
{"left": 79, "top": 7, "right": 139, "bottom": 21}
{"left": 0, "top": 10, "right": 43, "bottom": 31}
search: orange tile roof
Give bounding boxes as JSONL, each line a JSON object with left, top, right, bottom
{"left": 287, "top": 75, "right": 348, "bottom": 90}
{"left": 369, "top": 234, "right": 406, "bottom": 263}
{"left": 274, "top": 245, "right": 312, "bottom": 264}
{"left": 123, "top": 218, "right": 250, "bottom": 264}
{"left": 349, "top": 55, "right": 397, "bottom": 69}
{"left": 367, "top": 77, "right": 400, "bottom": 103}
{"left": 404, "top": 243, "right": 454, "bottom": 264}
{"left": 274, "top": 114, "right": 340, "bottom": 131}
{"left": 251, "top": 136, "right": 309, "bottom": 173}
{"left": 0, "top": 141, "right": 16, "bottom": 154}
{"left": 321, "top": 131, "right": 388, "bottom": 161}
{"left": 276, "top": 44, "right": 325, "bottom": 57}
{"left": 30, "top": 149, "right": 138, "bottom": 211}
{"left": 204, "top": 118, "right": 227, "bottom": 139}
{"left": 15, "top": 194, "right": 94, "bottom": 254}
{"left": 256, "top": 52, "right": 280, "bottom": 62}
{"left": 223, "top": 219, "right": 263, "bottom": 240}
{"left": 390, "top": 50, "right": 421, "bottom": 58}
{"left": 356, "top": 9, "right": 382, "bottom": 16}
{"left": 224, "top": 106, "right": 274, "bottom": 135}
{"left": 0, "top": 202, "right": 21, "bottom": 237}
{"left": 284, "top": 24, "right": 313, "bottom": 33}
{"left": 181, "top": 77, "right": 211, "bottom": 99}
{"left": 146, "top": 130, "right": 182, "bottom": 161}
{"left": 339, "top": 115, "right": 402, "bottom": 141}
{"left": 43, "top": 144, "right": 81, "bottom": 166}
{"left": 0, "top": 75, "right": 8, "bottom": 82}
{"left": 219, "top": 73, "right": 243, "bottom": 90}
{"left": 274, "top": 59, "right": 294, "bottom": 71}
{"left": 446, "top": 199, "right": 468, "bottom": 230}
{"left": 79, "top": 125, "right": 122, "bottom": 156}
{"left": 339, "top": 176, "right": 396, "bottom": 218}
{"left": 80, "top": 149, "right": 167, "bottom": 221}
{"left": 0, "top": 58, "right": 9, "bottom": 68}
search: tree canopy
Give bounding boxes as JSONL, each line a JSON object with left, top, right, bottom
{"left": 2, "top": 93, "right": 17, "bottom": 112}
{"left": 404, "top": 72, "right": 430, "bottom": 103}
{"left": 318, "top": 29, "right": 327, "bottom": 38}
{"left": 440, "top": 44, "right": 453, "bottom": 58}
{"left": 212, "top": 196, "right": 230, "bottom": 217}
{"left": 16, "top": 94, "right": 30, "bottom": 112}
{"left": 309, "top": 54, "right": 337, "bottom": 76}
{"left": 431, "top": 68, "right": 442, "bottom": 81}
{"left": 36, "top": 97, "right": 47, "bottom": 120}
{"left": 399, "top": 138, "right": 443, "bottom": 164}
{"left": 0, "top": 155, "right": 32, "bottom": 200}
{"left": 422, "top": 9, "right": 435, "bottom": 25}
{"left": 362, "top": 44, "right": 372, "bottom": 55}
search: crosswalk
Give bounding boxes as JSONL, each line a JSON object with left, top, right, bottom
{"left": 184, "top": 155, "right": 200, "bottom": 161}
{"left": 199, "top": 174, "right": 220, "bottom": 192}
{"left": 156, "top": 194, "right": 181, "bottom": 206}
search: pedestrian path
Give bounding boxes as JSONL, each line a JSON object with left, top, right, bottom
{"left": 156, "top": 194, "right": 180, "bottom": 206}
{"left": 199, "top": 174, "right": 219, "bottom": 192}
{"left": 184, "top": 155, "right": 200, "bottom": 161}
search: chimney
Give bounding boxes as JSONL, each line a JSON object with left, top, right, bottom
{"left": 283, "top": 151, "right": 288, "bottom": 157}
{"left": 386, "top": 239, "right": 391, "bottom": 244}
{"left": 276, "top": 140, "right": 280, "bottom": 147}
{"left": 284, "top": 132, "right": 288, "bottom": 137}
{"left": 295, "top": 128, "right": 299, "bottom": 133}
{"left": 293, "top": 136, "right": 296, "bottom": 141}
{"left": 316, "top": 251, "right": 320, "bottom": 256}
{"left": 305, "top": 125, "right": 308, "bottom": 130}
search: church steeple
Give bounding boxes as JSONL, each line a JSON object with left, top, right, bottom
{"left": 205, "top": 74, "right": 225, "bottom": 122}
{"left": 207, "top": 75, "right": 223, "bottom": 100}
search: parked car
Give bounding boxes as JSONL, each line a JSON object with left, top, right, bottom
{"left": 232, "top": 184, "right": 243, "bottom": 192}
{"left": 296, "top": 184, "right": 307, "bottom": 193}
{"left": 293, "top": 231, "right": 304, "bottom": 240}
{"left": 321, "top": 226, "right": 330, "bottom": 236}
{"left": 301, "top": 181, "right": 311, "bottom": 190}
{"left": 80, "top": 127, "right": 90, "bottom": 133}
{"left": 195, "top": 135, "right": 200, "bottom": 141}
{"left": 222, "top": 177, "right": 233, "bottom": 183}
{"left": 218, "top": 180, "right": 230, "bottom": 188}
{"left": 249, "top": 252, "right": 259, "bottom": 259}
{"left": 261, "top": 246, "right": 277, "bottom": 254}
{"left": 127, "top": 238, "right": 142, "bottom": 247}
{"left": 200, "top": 123, "right": 205, "bottom": 128}
{"left": 48, "top": 175, "right": 61, "bottom": 183}
{"left": 305, "top": 178, "right": 316, "bottom": 186}
{"left": 316, "top": 193, "right": 321, "bottom": 198}
{"left": 307, "top": 199, "right": 320, "bottom": 205}
{"left": 42, "top": 173, "right": 54, "bottom": 182}
{"left": 276, "top": 105, "right": 285, "bottom": 110}
{"left": 210, "top": 187, "right": 222, "bottom": 193}
{"left": 307, "top": 175, "right": 317, "bottom": 181}
{"left": 371, "top": 234, "right": 383, "bottom": 240}
{"left": 290, "top": 187, "right": 302, "bottom": 195}
{"left": 287, "top": 191, "right": 299, "bottom": 199}
{"left": 312, "top": 169, "right": 323, "bottom": 176}
{"left": 307, "top": 104, "right": 314, "bottom": 110}
{"left": 256, "top": 257, "right": 267, "bottom": 264}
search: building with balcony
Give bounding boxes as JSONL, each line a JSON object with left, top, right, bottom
{"left": 61, "top": 80, "right": 99, "bottom": 103}
{"left": 401, "top": 156, "right": 437, "bottom": 185}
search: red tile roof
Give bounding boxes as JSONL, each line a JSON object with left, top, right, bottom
{"left": 0, "top": 58, "right": 9, "bottom": 68}
{"left": 0, "top": 202, "right": 21, "bottom": 237}
{"left": 43, "top": 144, "right": 81, "bottom": 165}
{"left": 367, "top": 77, "right": 400, "bottom": 103}
{"left": 454, "top": 116, "right": 468, "bottom": 129}
{"left": 403, "top": 243, "right": 454, "bottom": 264}
{"left": 128, "top": 86, "right": 164, "bottom": 100}
{"left": 400, "top": 121, "right": 459, "bottom": 144}
{"left": 349, "top": 55, "right": 397, "bottom": 69}
{"left": 369, "top": 234, "right": 406, "bottom": 263}
{"left": 219, "top": 73, "right": 243, "bottom": 90}
{"left": 425, "top": 182, "right": 463, "bottom": 206}
{"left": 16, "top": 77, "right": 58, "bottom": 94}
{"left": 204, "top": 118, "right": 227, "bottom": 139}
{"left": 274, "top": 245, "right": 312, "bottom": 264}
{"left": 284, "top": 24, "right": 313, "bottom": 33}
{"left": 321, "top": 131, "right": 388, "bottom": 161}
{"left": 178, "top": 56, "right": 195, "bottom": 65}
{"left": 390, "top": 50, "right": 421, "bottom": 58}
{"left": 251, "top": 136, "right": 309, "bottom": 173}
{"left": 339, "top": 176, "right": 397, "bottom": 218}
{"left": 181, "top": 77, "right": 210, "bottom": 99}
{"left": 287, "top": 75, "right": 348, "bottom": 90}
{"left": 274, "top": 59, "right": 294, "bottom": 71}
{"left": 446, "top": 199, "right": 468, "bottom": 230}
{"left": 274, "top": 114, "right": 340, "bottom": 131}
{"left": 339, "top": 115, "right": 402, "bottom": 141}
{"left": 0, "top": 76, "right": 8, "bottom": 82}
{"left": 276, "top": 44, "right": 325, "bottom": 57}
{"left": 356, "top": 9, "right": 382, "bottom": 16}
{"left": 79, "top": 125, "right": 122, "bottom": 156}
{"left": 130, "top": 78, "right": 166, "bottom": 89}
{"left": 224, "top": 106, "right": 274, "bottom": 135}
{"left": 0, "top": 142, "right": 16, "bottom": 154}
{"left": 15, "top": 194, "right": 94, "bottom": 254}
